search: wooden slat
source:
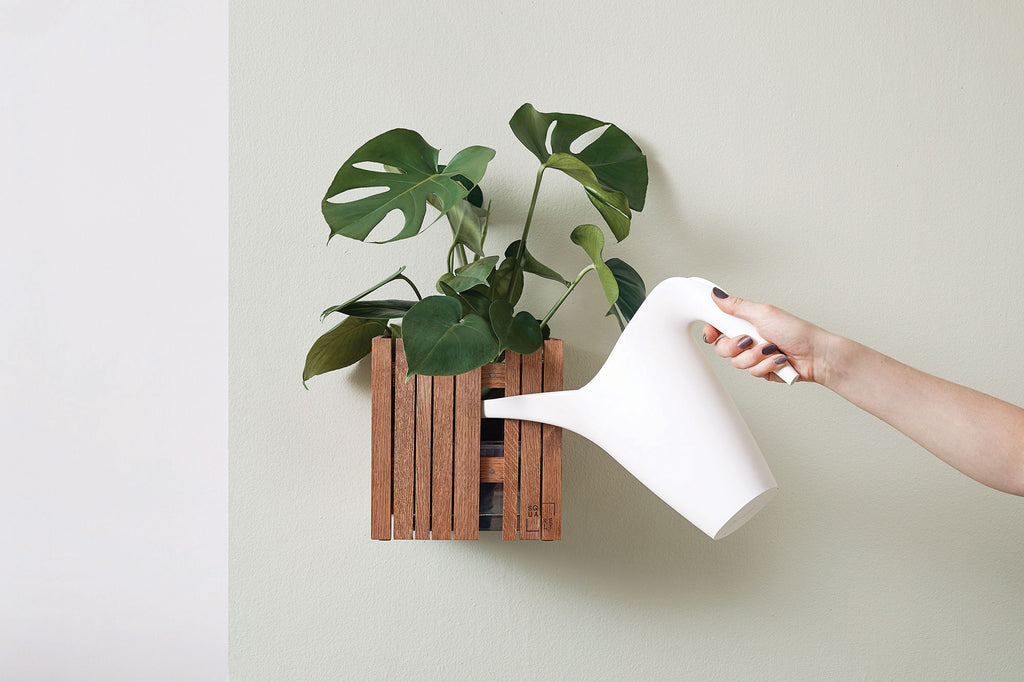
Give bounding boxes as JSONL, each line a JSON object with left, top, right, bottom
{"left": 414, "top": 375, "right": 433, "bottom": 539}
{"left": 480, "top": 457, "right": 503, "bottom": 483}
{"left": 480, "top": 362, "right": 506, "bottom": 389}
{"left": 453, "top": 368, "right": 481, "bottom": 540}
{"left": 392, "top": 340, "right": 415, "bottom": 540}
{"left": 541, "top": 340, "right": 563, "bottom": 540}
{"left": 502, "top": 352, "right": 521, "bottom": 540}
{"left": 430, "top": 375, "right": 454, "bottom": 540}
{"left": 370, "top": 337, "right": 393, "bottom": 540}
{"left": 520, "top": 348, "right": 543, "bottom": 540}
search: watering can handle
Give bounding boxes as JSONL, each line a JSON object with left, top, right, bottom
{"left": 688, "top": 277, "right": 799, "bottom": 385}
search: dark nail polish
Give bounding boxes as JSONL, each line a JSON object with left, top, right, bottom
{"left": 737, "top": 335, "right": 754, "bottom": 349}
{"left": 762, "top": 343, "right": 778, "bottom": 355}
{"left": 712, "top": 287, "right": 729, "bottom": 299}
{"left": 773, "top": 355, "right": 788, "bottom": 365}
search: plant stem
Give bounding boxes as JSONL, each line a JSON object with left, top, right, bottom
{"left": 397, "top": 274, "right": 423, "bottom": 301}
{"left": 540, "top": 265, "right": 594, "bottom": 328}
{"left": 509, "top": 165, "right": 546, "bottom": 298}
{"left": 609, "top": 305, "right": 625, "bottom": 331}
{"left": 456, "top": 244, "right": 468, "bottom": 268}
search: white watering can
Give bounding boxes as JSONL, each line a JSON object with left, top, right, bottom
{"left": 482, "top": 277, "right": 797, "bottom": 539}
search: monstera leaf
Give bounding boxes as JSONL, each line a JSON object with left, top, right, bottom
{"left": 320, "top": 266, "right": 420, "bottom": 321}
{"left": 570, "top": 224, "right": 618, "bottom": 307}
{"left": 489, "top": 300, "right": 543, "bottom": 355}
{"left": 401, "top": 296, "right": 499, "bottom": 376}
{"left": 504, "top": 240, "right": 569, "bottom": 286}
{"left": 605, "top": 257, "right": 646, "bottom": 324}
{"left": 509, "top": 103, "right": 647, "bottom": 240}
{"left": 437, "top": 256, "right": 499, "bottom": 293}
{"left": 322, "top": 128, "right": 495, "bottom": 243}
{"left": 303, "top": 316, "right": 388, "bottom": 386}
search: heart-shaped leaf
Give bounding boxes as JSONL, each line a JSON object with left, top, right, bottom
{"left": 437, "top": 255, "right": 500, "bottom": 293}
{"left": 504, "top": 240, "right": 569, "bottom": 286}
{"left": 509, "top": 103, "right": 648, "bottom": 210}
{"left": 303, "top": 316, "right": 387, "bottom": 386}
{"left": 490, "top": 257, "right": 524, "bottom": 305}
{"left": 332, "top": 299, "right": 416, "bottom": 320}
{"left": 570, "top": 224, "right": 619, "bottom": 307}
{"left": 322, "top": 128, "right": 495, "bottom": 243}
{"left": 604, "top": 258, "right": 646, "bottom": 323}
{"left": 402, "top": 296, "right": 499, "bottom": 376}
{"left": 436, "top": 281, "right": 491, "bottom": 319}
{"left": 489, "top": 300, "right": 543, "bottom": 355}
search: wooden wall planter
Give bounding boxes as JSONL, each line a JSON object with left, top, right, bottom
{"left": 370, "top": 337, "right": 563, "bottom": 541}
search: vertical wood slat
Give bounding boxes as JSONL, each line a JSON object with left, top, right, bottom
{"left": 453, "top": 368, "right": 481, "bottom": 540}
{"left": 430, "top": 375, "right": 454, "bottom": 540}
{"left": 520, "top": 349, "right": 543, "bottom": 540}
{"left": 392, "top": 340, "right": 415, "bottom": 540}
{"left": 370, "top": 338, "right": 393, "bottom": 540}
{"left": 541, "top": 340, "right": 563, "bottom": 540}
{"left": 501, "top": 351, "right": 521, "bottom": 540}
{"left": 414, "top": 375, "right": 433, "bottom": 539}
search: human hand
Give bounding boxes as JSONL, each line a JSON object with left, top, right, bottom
{"left": 702, "top": 288, "right": 834, "bottom": 384}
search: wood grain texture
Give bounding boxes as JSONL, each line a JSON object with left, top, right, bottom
{"left": 430, "top": 375, "right": 454, "bottom": 540}
{"left": 541, "top": 340, "right": 563, "bottom": 540}
{"left": 480, "top": 457, "right": 503, "bottom": 483}
{"left": 480, "top": 362, "right": 506, "bottom": 389}
{"left": 520, "top": 348, "right": 543, "bottom": 540}
{"left": 370, "top": 337, "right": 393, "bottom": 540}
{"left": 414, "top": 374, "right": 432, "bottom": 539}
{"left": 392, "top": 340, "right": 415, "bottom": 540}
{"left": 453, "top": 367, "right": 481, "bottom": 540}
{"left": 501, "top": 351, "right": 521, "bottom": 541}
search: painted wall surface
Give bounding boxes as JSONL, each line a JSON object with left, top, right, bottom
{"left": 231, "top": 2, "right": 1024, "bottom": 679}
{"left": 2, "top": 2, "right": 227, "bottom": 680}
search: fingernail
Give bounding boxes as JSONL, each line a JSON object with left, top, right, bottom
{"left": 773, "top": 355, "right": 788, "bottom": 365}
{"left": 702, "top": 333, "right": 708, "bottom": 344}
{"left": 737, "top": 335, "right": 754, "bottom": 349}
{"left": 712, "top": 287, "right": 728, "bottom": 299}
{"left": 762, "top": 343, "right": 778, "bottom": 355}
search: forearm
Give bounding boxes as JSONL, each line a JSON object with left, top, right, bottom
{"left": 820, "top": 335, "right": 1024, "bottom": 496}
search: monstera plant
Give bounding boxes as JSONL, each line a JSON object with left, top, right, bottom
{"left": 303, "top": 103, "right": 650, "bottom": 383}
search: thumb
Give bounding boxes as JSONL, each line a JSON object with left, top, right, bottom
{"left": 711, "top": 286, "right": 757, "bottom": 322}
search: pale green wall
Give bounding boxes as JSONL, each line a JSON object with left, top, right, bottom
{"left": 230, "top": 2, "right": 1024, "bottom": 679}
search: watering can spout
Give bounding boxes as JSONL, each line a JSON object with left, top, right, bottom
{"left": 482, "top": 276, "right": 794, "bottom": 539}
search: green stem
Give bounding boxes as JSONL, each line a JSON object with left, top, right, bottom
{"left": 397, "top": 274, "right": 422, "bottom": 301}
{"left": 509, "top": 165, "right": 546, "bottom": 298}
{"left": 446, "top": 242, "right": 456, "bottom": 275}
{"left": 478, "top": 200, "right": 492, "bottom": 260}
{"left": 609, "top": 304, "right": 625, "bottom": 331}
{"left": 456, "top": 244, "right": 468, "bottom": 268}
{"left": 541, "top": 265, "right": 594, "bottom": 328}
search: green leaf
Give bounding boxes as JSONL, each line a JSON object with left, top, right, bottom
{"left": 332, "top": 299, "right": 416, "bottom": 320}
{"left": 322, "top": 129, "right": 495, "bottom": 243}
{"left": 436, "top": 281, "right": 491, "bottom": 319}
{"left": 570, "top": 224, "right": 619, "bottom": 307}
{"left": 545, "top": 153, "right": 632, "bottom": 241}
{"left": 489, "top": 300, "right": 543, "bottom": 355}
{"left": 437, "top": 255, "right": 499, "bottom": 293}
{"left": 504, "top": 240, "right": 570, "bottom": 285}
{"left": 320, "top": 266, "right": 419, "bottom": 321}
{"left": 443, "top": 199, "right": 487, "bottom": 257}
{"left": 604, "top": 258, "right": 646, "bottom": 323}
{"left": 490, "top": 257, "right": 524, "bottom": 305}
{"left": 402, "top": 296, "right": 499, "bottom": 376}
{"left": 509, "top": 103, "right": 648, "bottom": 211}
{"left": 303, "top": 316, "right": 387, "bottom": 385}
